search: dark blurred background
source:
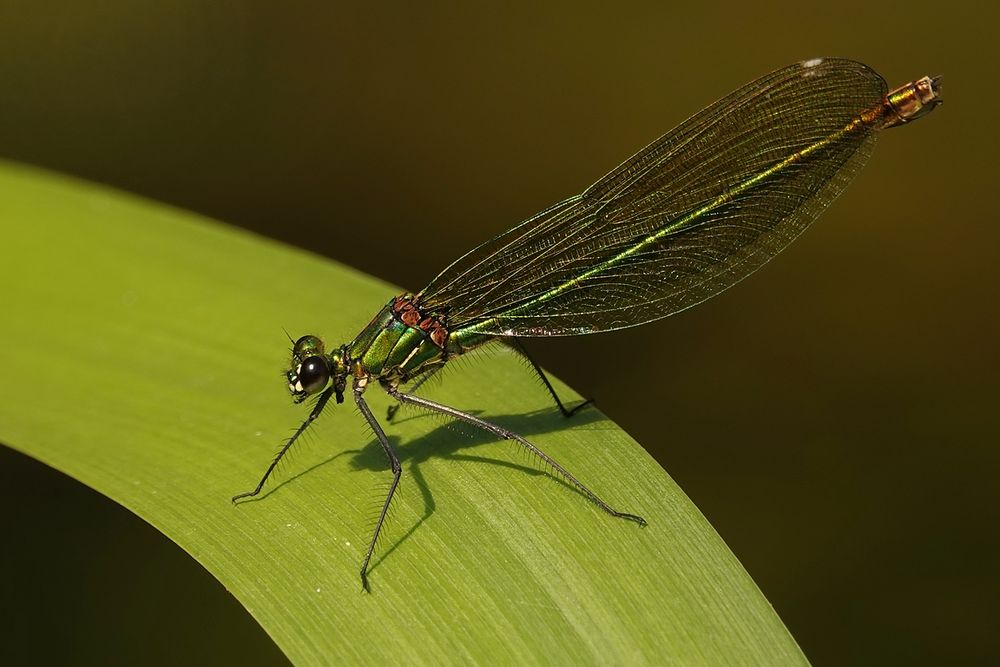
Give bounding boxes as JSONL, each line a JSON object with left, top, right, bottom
{"left": 1, "top": 2, "right": 996, "bottom": 665}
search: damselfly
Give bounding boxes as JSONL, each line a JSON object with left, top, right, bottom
{"left": 233, "top": 58, "right": 942, "bottom": 590}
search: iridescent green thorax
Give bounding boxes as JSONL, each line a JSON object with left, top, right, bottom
{"left": 345, "top": 294, "right": 493, "bottom": 388}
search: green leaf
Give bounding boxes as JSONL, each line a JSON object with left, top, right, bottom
{"left": 0, "top": 161, "right": 807, "bottom": 665}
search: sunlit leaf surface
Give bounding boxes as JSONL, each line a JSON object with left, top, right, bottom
{"left": 0, "top": 162, "right": 806, "bottom": 665}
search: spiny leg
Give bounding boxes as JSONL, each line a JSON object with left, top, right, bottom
{"left": 386, "top": 386, "right": 645, "bottom": 525}
{"left": 505, "top": 338, "right": 593, "bottom": 417}
{"left": 386, "top": 365, "right": 442, "bottom": 421}
{"left": 232, "top": 386, "right": 335, "bottom": 503}
{"left": 388, "top": 341, "right": 589, "bottom": 421}
{"left": 355, "top": 384, "right": 402, "bottom": 592}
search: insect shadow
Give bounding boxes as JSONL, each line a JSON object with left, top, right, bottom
{"left": 233, "top": 395, "right": 608, "bottom": 583}
{"left": 348, "top": 402, "right": 608, "bottom": 578}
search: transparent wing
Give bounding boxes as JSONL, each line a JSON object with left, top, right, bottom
{"left": 419, "top": 58, "right": 888, "bottom": 335}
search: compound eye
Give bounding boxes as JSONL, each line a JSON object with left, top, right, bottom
{"left": 296, "top": 356, "right": 330, "bottom": 395}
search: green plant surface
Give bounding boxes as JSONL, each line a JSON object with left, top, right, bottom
{"left": 0, "top": 161, "right": 807, "bottom": 665}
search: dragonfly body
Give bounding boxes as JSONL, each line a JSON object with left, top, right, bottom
{"left": 234, "top": 59, "right": 942, "bottom": 591}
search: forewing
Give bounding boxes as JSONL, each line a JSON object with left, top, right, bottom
{"left": 419, "top": 59, "right": 887, "bottom": 335}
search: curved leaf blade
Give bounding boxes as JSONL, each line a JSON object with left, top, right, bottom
{"left": 0, "top": 162, "right": 806, "bottom": 665}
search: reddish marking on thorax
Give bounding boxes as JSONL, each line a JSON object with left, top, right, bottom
{"left": 391, "top": 295, "right": 450, "bottom": 349}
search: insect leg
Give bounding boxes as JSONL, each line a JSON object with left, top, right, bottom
{"left": 386, "top": 365, "right": 443, "bottom": 421}
{"left": 505, "top": 338, "right": 593, "bottom": 417}
{"left": 232, "top": 386, "right": 335, "bottom": 503}
{"left": 386, "top": 386, "right": 645, "bottom": 526}
{"left": 355, "top": 385, "right": 402, "bottom": 592}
